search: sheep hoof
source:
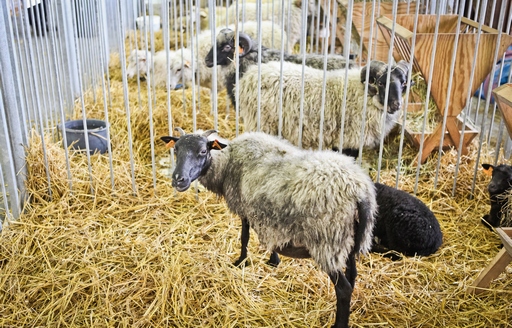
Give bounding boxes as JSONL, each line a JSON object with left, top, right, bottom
{"left": 233, "top": 259, "right": 247, "bottom": 267}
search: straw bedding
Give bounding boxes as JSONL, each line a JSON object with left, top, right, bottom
{"left": 1, "top": 37, "right": 511, "bottom": 328}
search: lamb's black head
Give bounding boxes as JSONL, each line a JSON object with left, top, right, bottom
{"left": 482, "top": 163, "right": 512, "bottom": 196}
{"left": 161, "top": 128, "right": 227, "bottom": 192}
{"left": 205, "top": 28, "right": 254, "bottom": 68}
{"left": 360, "top": 60, "right": 410, "bottom": 114}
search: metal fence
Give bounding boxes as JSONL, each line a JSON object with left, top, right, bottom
{"left": 1, "top": 0, "right": 511, "bottom": 227}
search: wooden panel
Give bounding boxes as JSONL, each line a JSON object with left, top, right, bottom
{"left": 395, "top": 15, "right": 459, "bottom": 34}
{"left": 494, "top": 84, "right": 512, "bottom": 138}
{"left": 351, "top": 2, "right": 418, "bottom": 62}
{"left": 468, "top": 247, "right": 512, "bottom": 295}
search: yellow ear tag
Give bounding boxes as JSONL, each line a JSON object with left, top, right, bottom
{"left": 165, "top": 140, "right": 176, "bottom": 149}
{"left": 211, "top": 140, "right": 223, "bottom": 150}
{"left": 483, "top": 166, "right": 493, "bottom": 177}
{"left": 184, "top": 60, "right": 191, "bottom": 68}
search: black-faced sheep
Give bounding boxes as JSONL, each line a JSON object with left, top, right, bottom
{"left": 482, "top": 163, "right": 512, "bottom": 229}
{"left": 205, "top": 30, "right": 408, "bottom": 155}
{"left": 168, "top": 21, "right": 289, "bottom": 90}
{"left": 161, "top": 129, "right": 377, "bottom": 328}
{"left": 205, "top": 28, "right": 352, "bottom": 107}
{"left": 371, "top": 183, "right": 443, "bottom": 258}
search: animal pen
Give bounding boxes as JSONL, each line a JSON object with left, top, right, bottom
{"left": 0, "top": 0, "right": 512, "bottom": 326}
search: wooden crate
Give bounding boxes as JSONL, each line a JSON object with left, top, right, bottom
{"left": 377, "top": 15, "right": 512, "bottom": 163}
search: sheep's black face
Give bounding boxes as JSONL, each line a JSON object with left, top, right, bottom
{"left": 205, "top": 29, "right": 236, "bottom": 68}
{"left": 171, "top": 135, "right": 211, "bottom": 192}
{"left": 375, "top": 64, "right": 409, "bottom": 114}
{"left": 487, "top": 164, "right": 512, "bottom": 196}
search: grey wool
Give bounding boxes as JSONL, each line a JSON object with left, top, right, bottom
{"left": 238, "top": 60, "right": 404, "bottom": 151}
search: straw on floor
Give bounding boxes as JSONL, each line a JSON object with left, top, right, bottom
{"left": 0, "top": 34, "right": 511, "bottom": 327}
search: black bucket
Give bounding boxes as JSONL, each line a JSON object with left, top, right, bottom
{"left": 59, "top": 119, "right": 109, "bottom": 154}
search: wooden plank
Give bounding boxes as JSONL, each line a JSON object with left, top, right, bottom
{"left": 351, "top": 2, "right": 417, "bottom": 61}
{"left": 461, "top": 17, "right": 500, "bottom": 34}
{"left": 468, "top": 248, "right": 512, "bottom": 295}
{"left": 493, "top": 84, "right": 512, "bottom": 138}
{"left": 497, "top": 228, "right": 512, "bottom": 256}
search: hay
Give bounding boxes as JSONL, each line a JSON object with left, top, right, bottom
{"left": 1, "top": 43, "right": 511, "bottom": 327}
{"left": 498, "top": 191, "right": 512, "bottom": 228}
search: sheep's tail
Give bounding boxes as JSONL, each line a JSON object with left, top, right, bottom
{"left": 354, "top": 198, "right": 375, "bottom": 255}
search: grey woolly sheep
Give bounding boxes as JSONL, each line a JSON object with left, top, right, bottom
{"left": 205, "top": 29, "right": 352, "bottom": 107}
{"left": 161, "top": 129, "right": 377, "bottom": 328}
{"left": 238, "top": 58, "right": 408, "bottom": 155}
{"left": 481, "top": 163, "right": 512, "bottom": 229}
{"left": 371, "top": 183, "right": 443, "bottom": 259}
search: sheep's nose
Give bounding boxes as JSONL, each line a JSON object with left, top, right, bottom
{"left": 174, "top": 174, "right": 185, "bottom": 183}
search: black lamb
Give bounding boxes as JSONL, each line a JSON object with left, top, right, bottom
{"left": 371, "top": 183, "right": 443, "bottom": 259}
{"left": 481, "top": 163, "right": 512, "bottom": 229}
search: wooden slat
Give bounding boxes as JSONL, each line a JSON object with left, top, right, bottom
{"left": 467, "top": 248, "right": 512, "bottom": 295}
{"left": 493, "top": 84, "right": 512, "bottom": 138}
{"left": 461, "top": 17, "right": 500, "bottom": 34}
{"left": 497, "top": 228, "right": 512, "bottom": 256}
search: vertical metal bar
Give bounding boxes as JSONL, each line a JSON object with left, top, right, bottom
{"left": 375, "top": 0, "right": 399, "bottom": 183}
{"left": 317, "top": 0, "right": 331, "bottom": 151}
{"left": 6, "top": 0, "right": 29, "bottom": 144}
{"left": 47, "top": 0, "right": 73, "bottom": 192}
{"left": 395, "top": 0, "right": 421, "bottom": 189}
{"left": 277, "top": 0, "right": 286, "bottom": 138}
{"left": 296, "top": 0, "right": 310, "bottom": 147}
{"left": 414, "top": 8, "right": 443, "bottom": 194}
{"left": 256, "top": 0, "right": 263, "bottom": 132}
{"left": 338, "top": 0, "right": 354, "bottom": 152}
{"left": 433, "top": 3, "right": 466, "bottom": 190}
{"left": 117, "top": 0, "right": 138, "bottom": 195}
{"left": 469, "top": 0, "right": 509, "bottom": 195}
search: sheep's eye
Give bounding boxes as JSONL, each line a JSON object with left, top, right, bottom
{"left": 176, "top": 68, "right": 182, "bottom": 72}
{"left": 199, "top": 149, "right": 207, "bottom": 156}
{"left": 378, "top": 81, "right": 383, "bottom": 86}
{"left": 222, "top": 45, "right": 232, "bottom": 52}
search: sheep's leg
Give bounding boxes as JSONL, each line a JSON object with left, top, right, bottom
{"left": 267, "top": 251, "right": 281, "bottom": 267}
{"left": 344, "top": 251, "right": 357, "bottom": 289}
{"left": 328, "top": 271, "right": 353, "bottom": 328}
{"left": 233, "top": 217, "right": 250, "bottom": 267}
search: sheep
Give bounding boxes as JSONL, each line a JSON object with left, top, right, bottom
{"left": 126, "top": 49, "right": 153, "bottom": 80}
{"left": 160, "top": 128, "right": 377, "bottom": 328}
{"left": 126, "top": 49, "right": 188, "bottom": 89}
{"left": 371, "top": 183, "right": 443, "bottom": 259}
{"left": 481, "top": 163, "right": 512, "bottom": 229}
{"left": 205, "top": 28, "right": 352, "bottom": 107}
{"left": 171, "top": 21, "right": 290, "bottom": 90}
{"left": 179, "top": 0, "right": 317, "bottom": 50}
{"left": 206, "top": 30, "right": 408, "bottom": 155}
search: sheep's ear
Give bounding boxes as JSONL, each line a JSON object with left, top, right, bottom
{"left": 184, "top": 60, "right": 191, "bottom": 68}
{"left": 482, "top": 163, "right": 494, "bottom": 176}
{"left": 208, "top": 140, "right": 227, "bottom": 150}
{"left": 161, "top": 136, "right": 180, "bottom": 149}
{"left": 360, "top": 66, "right": 378, "bottom": 96}
{"left": 200, "top": 9, "right": 207, "bottom": 18}
{"left": 237, "top": 33, "right": 253, "bottom": 57}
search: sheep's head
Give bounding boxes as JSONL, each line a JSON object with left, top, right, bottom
{"left": 127, "top": 50, "right": 151, "bottom": 79}
{"left": 169, "top": 49, "right": 194, "bottom": 89}
{"left": 205, "top": 28, "right": 254, "bottom": 68}
{"left": 360, "top": 60, "right": 410, "bottom": 114}
{"left": 482, "top": 163, "right": 512, "bottom": 196}
{"left": 161, "top": 128, "right": 227, "bottom": 192}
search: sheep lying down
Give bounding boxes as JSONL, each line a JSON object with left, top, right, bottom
{"left": 161, "top": 129, "right": 377, "bottom": 328}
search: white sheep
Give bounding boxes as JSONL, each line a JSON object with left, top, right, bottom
{"left": 126, "top": 49, "right": 153, "bottom": 80}
{"left": 161, "top": 129, "right": 377, "bottom": 328}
